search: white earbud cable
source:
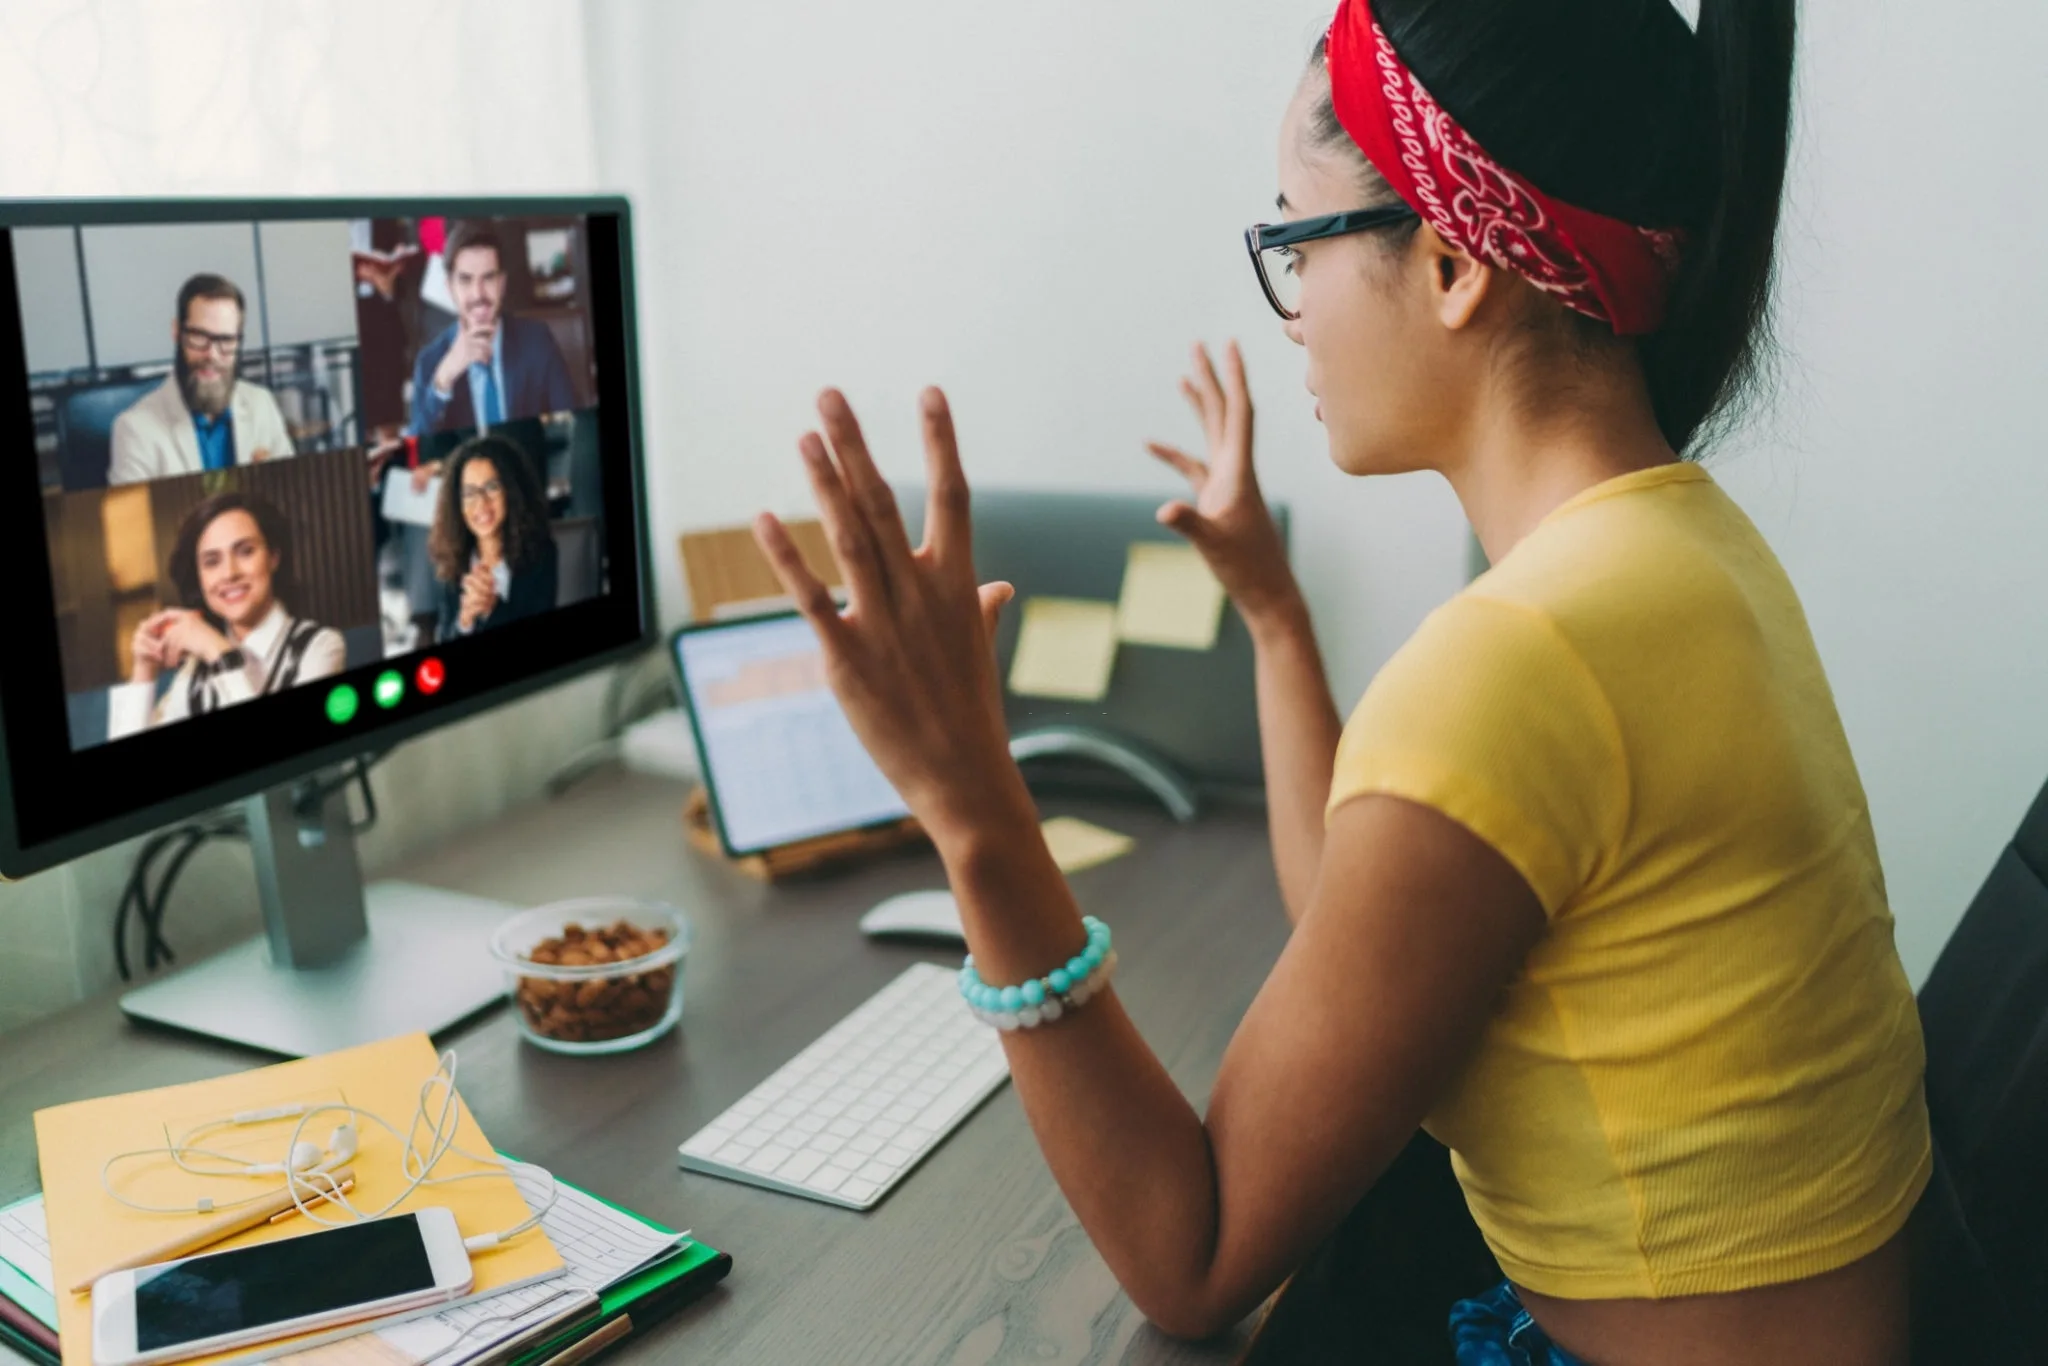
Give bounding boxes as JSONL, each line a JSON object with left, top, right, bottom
{"left": 98, "top": 1050, "right": 555, "bottom": 1253}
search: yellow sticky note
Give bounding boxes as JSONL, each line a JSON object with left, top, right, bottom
{"left": 1008, "top": 597, "right": 1119, "bottom": 701}
{"left": 1115, "top": 542, "right": 1227, "bottom": 650}
{"left": 1041, "top": 815, "right": 1135, "bottom": 874}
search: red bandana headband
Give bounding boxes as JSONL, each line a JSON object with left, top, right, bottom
{"left": 1324, "top": 0, "right": 1682, "bottom": 335}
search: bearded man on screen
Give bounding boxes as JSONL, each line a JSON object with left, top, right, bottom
{"left": 108, "top": 273, "right": 296, "bottom": 486}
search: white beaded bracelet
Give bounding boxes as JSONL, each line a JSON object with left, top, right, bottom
{"left": 957, "top": 917, "right": 1116, "bottom": 1031}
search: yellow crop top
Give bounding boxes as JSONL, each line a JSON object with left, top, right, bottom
{"left": 1327, "top": 463, "right": 1930, "bottom": 1299}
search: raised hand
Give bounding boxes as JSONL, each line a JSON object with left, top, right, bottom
{"left": 752, "top": 389, "right": 1026, "bottom": 846}
{"left": 1145, "top": 340, "right": 1299, "bottom": 623}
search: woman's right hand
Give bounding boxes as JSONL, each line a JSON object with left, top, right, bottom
{"left": 1146, "top": 340, "right": 1300, "bottom": 625}
{"left": 128, "top": 611, "right": 177, "bottom": 683}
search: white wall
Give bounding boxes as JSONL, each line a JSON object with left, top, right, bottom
{"left": 12, "top": 227, "right": 90, "bottom": 372}
{"left": 1711, "top": 0, "right": 2048, "bottom": 982}
{"left": 582, "top": 0, "right": 1471, "bottom": 711}
{"left": 258, "top": 220, "right": 361, "bottom": 348}
{"left": 588, "top": 0, "right": 2048, "bottom": 988}
{"left": 81, "top": 222, "right": 259, "bottom": 365}
{"left": 0, "top": 0, "right": 609, "bottom": 1035}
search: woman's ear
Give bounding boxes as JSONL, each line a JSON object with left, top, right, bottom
{"left": 1417, "top": 224, "right": 1492, "bottom": 331}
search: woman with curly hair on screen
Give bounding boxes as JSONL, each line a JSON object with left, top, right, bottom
{"left": 429, "top": 433, "right": 558, "bottom": 641}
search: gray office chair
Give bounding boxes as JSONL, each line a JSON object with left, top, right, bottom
{"left": 897, "top": 487, "right": 1280, "bottom": 815}
{"left": 1909, "top": 775, "right": 2048, "bottom": 1363}
{"left": 57, "top": 378, "right": 159, "bottom": 490}
{"left": 551, "top": 516, "right": 602, "bottom": 607}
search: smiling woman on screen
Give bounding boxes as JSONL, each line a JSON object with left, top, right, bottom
{"left": 430, "top": 435, "right": 559, "bottom": 641}
{"left": 750, "top": 0, "right": 1932, "bottom": 1361}
{"left": 109, "top": 492, "right": 345, "bottom": 740}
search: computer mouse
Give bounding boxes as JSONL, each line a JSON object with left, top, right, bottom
{"left": 858, "top": 890, "right": 965, "bottom": 944}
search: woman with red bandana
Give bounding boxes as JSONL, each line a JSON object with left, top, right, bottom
{"left": 753, "top": 0, "right": 1929, "bottom": 1360}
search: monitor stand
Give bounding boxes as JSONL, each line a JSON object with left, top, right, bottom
{"left": 120, "top": 776, "right": 518, "bottom": 1057}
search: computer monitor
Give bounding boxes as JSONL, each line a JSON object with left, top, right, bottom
{"left": 0, "top": 197, "right": 654, "bottom": 1055}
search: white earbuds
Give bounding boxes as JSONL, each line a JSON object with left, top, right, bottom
{"left": 105, "top": 1114, "right": 356, "bottom": 1200}
{"left": 243, "top": 1144, "right": 318, "bottom": 1176}
{"left": 96, "top": 1053, "right": 552, "bottom": 1253}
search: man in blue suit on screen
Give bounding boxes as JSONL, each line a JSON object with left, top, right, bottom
{"left": 410, "top": 219, "right": 576, "bottom": 434}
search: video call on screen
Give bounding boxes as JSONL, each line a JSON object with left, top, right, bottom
{"left": 14, "top": 214, "right": 611, "bottom": 751}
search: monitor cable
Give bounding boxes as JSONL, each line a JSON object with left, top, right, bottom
{"left": 114, "top": 753, "right": 387, "bottom": 982}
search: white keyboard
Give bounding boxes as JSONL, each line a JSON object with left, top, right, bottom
{"left": 677, "top": 962, "right": 1010, "bottom": 1209}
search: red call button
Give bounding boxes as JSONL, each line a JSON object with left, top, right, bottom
{"left": 416, "top": 657, "right": 446, "bottom": 695}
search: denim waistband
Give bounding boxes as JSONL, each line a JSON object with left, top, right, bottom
{"left": 1449, "top": 1281, "right": 1590, "bottom": 1366}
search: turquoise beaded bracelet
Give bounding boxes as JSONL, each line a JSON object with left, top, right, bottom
{"left": 957, "top": 916, "right": 1117, "bottom": 1031}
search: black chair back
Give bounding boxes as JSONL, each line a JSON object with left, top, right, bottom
{"left": 1912, "top": 778, "right": 2048, "bottom": 1363}
{"left": 57, "top": 378, "right": 159, "bottom": 490}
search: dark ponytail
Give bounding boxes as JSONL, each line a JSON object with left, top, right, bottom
{"left": 1304, "top": 0, "right": 1797, "bottom": 453}
{"left": 1638, "top": 0, "right": 1797, "bottom": 452}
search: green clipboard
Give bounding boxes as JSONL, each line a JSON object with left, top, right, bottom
{"left": 507, "top": 1174, "right": 730, "bottom": 1366}
{"left": 0, "top": 1173, "right": 728, "bottom": 1366}
{"left": 0, "top": 1193, "right": 57, "bottom": 1333}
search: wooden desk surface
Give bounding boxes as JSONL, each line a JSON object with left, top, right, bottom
{"left": 0, "top": 768, "right": 1288, "bottom": 1364}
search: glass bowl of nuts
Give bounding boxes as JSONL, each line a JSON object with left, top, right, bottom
{"left": 490, "top": 899, "right": 691, "bottom": 1055}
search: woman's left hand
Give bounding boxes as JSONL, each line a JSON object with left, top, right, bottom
{"left": 159, "top": 610, "right": 232, "bottom": 667}
{"left": 753, "top": 388, "right": 1027, "bottom": 848}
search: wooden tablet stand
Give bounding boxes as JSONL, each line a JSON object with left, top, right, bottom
{"left": 680, "top": 785, "right": 924, "bottom": 882}
{"left": 675, "top": 521, "right": 928, "bottom": 882}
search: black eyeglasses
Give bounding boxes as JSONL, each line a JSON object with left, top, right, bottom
{"left": 1244, "top": 205, "right": 1420, "bottom": 320}
{"left": 178, "top": 325, "right": 242, "bottom": 357}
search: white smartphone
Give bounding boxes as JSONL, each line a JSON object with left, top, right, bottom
{"left": 90, "top": 1207, "right": 474, "bottom": 1366}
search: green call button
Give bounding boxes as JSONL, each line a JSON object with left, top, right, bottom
{"left": 325, "top": 684, "right": 360, "bottom": 725}
{"left": 373, "top": 670, "right": 405, "bottom": 709}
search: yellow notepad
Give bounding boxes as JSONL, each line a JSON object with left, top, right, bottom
{"left": 1008, "top": 597, "right": 1118, "bottom": 702}
{"left": 34, "top": 1033, "right": 562, "bottom": 1366}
